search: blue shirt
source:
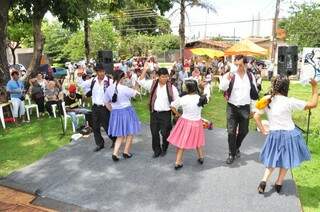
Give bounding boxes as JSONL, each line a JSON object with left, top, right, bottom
{"left": 6, "top": 80, "right": 24, "bottom": 99}
{"left": 178, "top": 71, "right": 188, "bottom": 81}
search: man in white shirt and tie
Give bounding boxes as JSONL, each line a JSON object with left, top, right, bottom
{"left": 139, "top": 61, "right": 179, "bottom": 158}
{"left": 219, "top": 55, "right": 258, "bottom": 164}
{"left": 84, "top": 63, "right": 116, "bottom": 152}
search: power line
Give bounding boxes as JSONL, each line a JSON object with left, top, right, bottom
{"left": 170, "top": 18, "right": 276, "bottom": 28}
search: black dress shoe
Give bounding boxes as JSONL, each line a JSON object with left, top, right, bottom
{"left": 275, "top": 184, "right": 282, "bottom": 193}
{"left": 258, "top": 181, "right": 267, "bottom": 194}
{"left": 226, "top": 155, "right": 235, "bottom": 164}
{"left": 235, "top": 149, "right": 241, "bottom": 159}
{"left": 198, "top": 158, "right": 204, "bottom": 165}
{"left": 160, "top": 150, "right": 167, "bottom": 157}
{"left": 152, "top": 152, "right": 161, "bottom": 158}
{"left": 123, "top": 153, "right": 133, "bottom": 159}
{"left": 93, "top": 146, "right": 104, "bottom": 152}
{"left": 174, "top": 164, "right": 183, "bottom": 170}
{"left": 112, "top": 154, "right": 120, "bottom": 162}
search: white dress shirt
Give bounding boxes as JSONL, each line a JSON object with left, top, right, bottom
{"left": 138, "top": 78, "right": 179, "bottom": 111}
{"left": 90, "top": 76, "right": 113, "bottom": 106}
{"left": 219, "top": 71, "right": 257, "bottom": 106}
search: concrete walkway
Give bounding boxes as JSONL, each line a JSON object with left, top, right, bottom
{"left": 0, "top": 126, "right": 301, "bottom": 212}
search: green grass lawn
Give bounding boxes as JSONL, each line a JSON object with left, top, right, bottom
{"left": 0, "top": 81, "right": 319, "bottom": 211}
{"left": 0, "top": 118, "right": 72, "bottom": 177}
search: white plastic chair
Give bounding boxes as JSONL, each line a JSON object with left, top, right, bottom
{"left": 51, "top": 104, "right": 57, "bottom": 118}
{"left": 0, "top": 102, "right": 12, "bottom": 129}
{"left": 25, "top": 95, "right": 39, "bottom": 121}
{"left": 61, "top": 102, "right": 85, "bottom": 133}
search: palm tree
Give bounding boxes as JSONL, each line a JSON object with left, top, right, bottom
{"left": 171, "top": 0, "right": 215, "bottom": 65}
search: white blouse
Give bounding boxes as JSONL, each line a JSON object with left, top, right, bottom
{"left": 257, "top": 95, "right": 306, "bottom": 131}
{"left": 171, "top": 94, "right": 202, "bottom": 121}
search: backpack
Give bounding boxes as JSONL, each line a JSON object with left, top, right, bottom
{"left": 223, "top": 71, "right": 259, "bottom": 101}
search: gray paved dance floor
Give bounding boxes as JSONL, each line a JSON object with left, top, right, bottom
{"left": 0, "top": 125, "right": 301, "bottom": 212}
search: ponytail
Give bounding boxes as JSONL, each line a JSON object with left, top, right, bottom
{"left": 111, "top": 71, "right": 125, "bottom": 103}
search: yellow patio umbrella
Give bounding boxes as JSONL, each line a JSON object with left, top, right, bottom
{"left": 190, "top": 48, "right": 224, "bottom": 58}
{"left": 224, "top": 39, "right": 268, "bottom": 56}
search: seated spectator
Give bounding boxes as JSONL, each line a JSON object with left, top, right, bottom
{"left": 44, "top": 81, "right": 62, "bottom": 117}
{"left": 36, "top": 73, "right": 47, "bottom": 90}
{"left": 6, "top": 69, "right": 26, "bottom": 123}
{"left": 64, "top": 84, "right": 91, "bottom": 131}
{"left": 30, "top": 79, "right": 45, "bottom": 116}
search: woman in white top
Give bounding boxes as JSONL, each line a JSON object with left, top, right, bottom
{"left": 105, "top": 71, "right": 141, "bottom": 162}
{"left": 254, "top": 76, "right": 318, "bottom": 194}
{"left": 168, "top": 80, "right": 208, "bottom": 170}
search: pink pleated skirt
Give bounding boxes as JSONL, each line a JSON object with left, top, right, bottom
{"left": 168, "top": 117, "right": 205, "bottom": 149}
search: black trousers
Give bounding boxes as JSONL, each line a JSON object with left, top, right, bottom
{"left": 92, "top": 104, "right": 116, "bottom": 147}
{"left": 45, "top": 100, "right": 62, "bottom": 117}
{"left": 226, "top": 103, "right": 250, "bottom": 156}
{"left": 150, "top": 111, "right": 172, "bottom": 155}
{"left": 35, "top": 97, "right": 45, "bottom": 113}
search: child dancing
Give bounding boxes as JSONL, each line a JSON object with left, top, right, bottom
{"left": 105, "top": 71, "right": 141, "bottom": 161}
{"left": 254, "top": 75, "right": 318, "bottom": 193}
{"left": 168, "top": 80, "right": 208, "bottom": 170}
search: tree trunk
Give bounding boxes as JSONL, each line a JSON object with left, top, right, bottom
{"left": 9, "top": 42, "right": 19, "bottom": 65}
{"left": 84, "top": 16, "right": 90, "bottom": 64}
{"left": 0, "top": 0, "right": 10, "bottom": 84}
{"left": 28, "top": 15, "right": 45, "bottom": 78}
{"left": 10, "top": 47, "right": 16, "bottom": 65}
{"left": 179, "top": 0, "right": 186, "bottom": 66}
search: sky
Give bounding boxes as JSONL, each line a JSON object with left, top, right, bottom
{"left": 164, "top": 0, "right": 316, "bottom": 40}
{"left": 45, "top": 0, "right": 316, "bottom": 40}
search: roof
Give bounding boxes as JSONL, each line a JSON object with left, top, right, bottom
{"left": 246, "top": 37, "right": 271, "bottom": 44}
{"left": 186, "top": 39, "right": 232, "bottom": 50}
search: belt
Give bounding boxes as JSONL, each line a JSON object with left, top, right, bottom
{"left": 153, "top": 110, "right": 171, "bottom": 113}
{"left": 93, "top": 104, "right": 104, "bottom": 107}
{"left": 228, "top": 102, "right": 250, "bottom": 108}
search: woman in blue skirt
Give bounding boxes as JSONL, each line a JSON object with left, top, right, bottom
{"left": 254, "top": 75, "right": 318, "bottom": 193}
{"left": 105, "top": 71, "right": 141, "bottom": 161}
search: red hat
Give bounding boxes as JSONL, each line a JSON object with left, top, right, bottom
{"left": 68, "top": 84, "right": 77, "bottom": 93}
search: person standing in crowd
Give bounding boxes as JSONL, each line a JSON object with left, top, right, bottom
{"left": 219, "top": 55, "right": 258, "bottom": 164}
{"left": 138, "top": 60, "right": 179, "bottom": 158}
{"left": 254, "top": 76, "right": 318, "bottom": 193}
{"left": 64, "top": 84, "right": 91, "bottom": 131}
{"left": 105, "top": 71, "right": 141, "bottom": 161}
{"left": 203, "top": 68, "right": 213, "bottom": 101}
{"left": 44, "top": 81, "right": 63, "bottom": 117}
{"left": 6, "top": 69, "right": 26, "bottom": 123}
{"left": 30, "top": 79, "right": 45, "bottom": 117}
{"left": 168, "top": 80, "right": 208, "bottom": 170}
{"left": 267, "top": 62, "right": 274, "bottom": 81}
{"left": 178, "top": 66, "right": 189, "bottom": 94}
{"left": 85, "top": 63, "right": 116, "bottom": 152}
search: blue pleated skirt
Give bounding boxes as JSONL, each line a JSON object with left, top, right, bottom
{"left": 108, "top": 106, "right": 141, "bottom": 137}
{"left": 259, "top": 128, "right": 311, "bottom": 169}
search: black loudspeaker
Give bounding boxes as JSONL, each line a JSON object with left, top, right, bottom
{"left": 97, "top": 50, "right": 113, "bottom": 73}
{"left": 277, "top": 46, "right": 298, "bottom": 76}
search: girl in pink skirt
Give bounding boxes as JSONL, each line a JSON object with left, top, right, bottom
{"left": 168, "top": 80, "right": 208, "bottom": 170}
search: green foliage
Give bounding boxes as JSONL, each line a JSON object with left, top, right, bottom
{"left": 43, "top": 21, "right": 72, "bottom": 64}
{"left": 62, "top": 31, "right": 84, "bottom": 62}
{"left": 118, "top": 33, "right": 180, "bottom": 59}
{"left": 280, "top": 2, "right": 320, "bottom": 48}
{"left": 7, "top": 12, "right": 32, "bottom": 47}
{"left": 63, "top": 19, "right": 118, "bottom": 61}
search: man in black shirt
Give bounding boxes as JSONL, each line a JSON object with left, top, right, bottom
{"left": 64, "top": 84, "right": 91, "bottom": 131}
